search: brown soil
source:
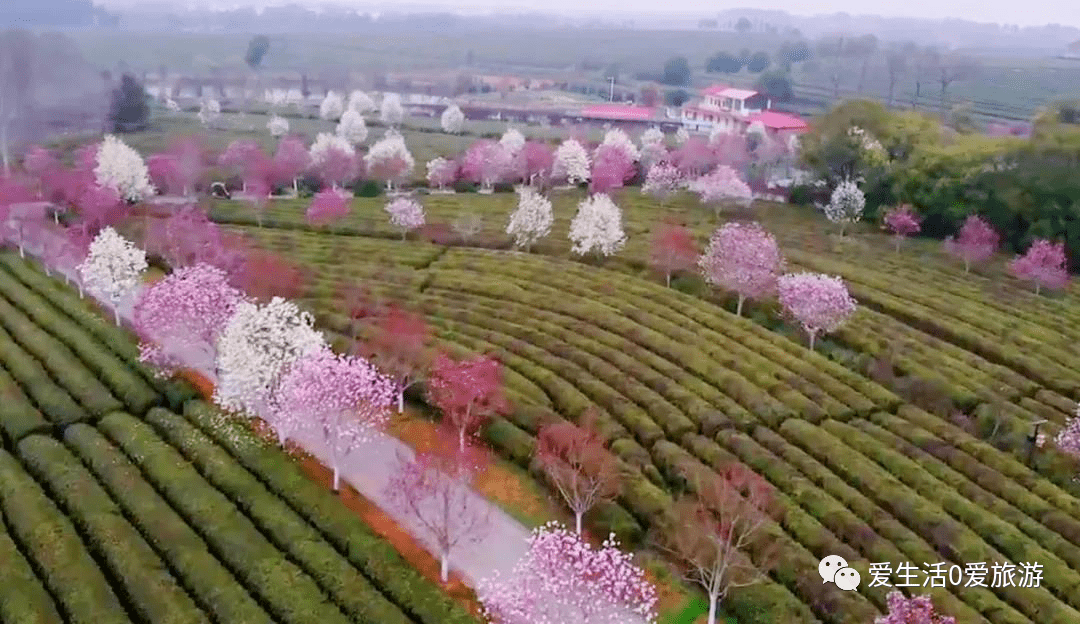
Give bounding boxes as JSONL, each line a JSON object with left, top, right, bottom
{"left": 173, "top": 367, "right": 484, "bottom": 618}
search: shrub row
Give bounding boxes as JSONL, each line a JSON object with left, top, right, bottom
{"left": 850, "top": 419, "right": 1080, "bottom": 571}
{"left": 96, "top": 411, "right": 354, "bottom": 624}
{"left": 781, "top": 419, "right": 1075, "bottom": 624}
{"left": 0, "top": 294, "right": 122, "bottom": 417}
{"left": 0, "top": 366, "right": 51, "bottom": 445}
{"left": 0, "top": 504, "right": 63, "bottom": 624}
{"left": 17, "top": 435, "right": 208, "bottom": 624}
{"left": 750, "top": 425, "right": 1018, "bottom": 623}
{"left": 62, "top": 423, "right": 274, "bottom": 624}
{"left": 0, "top": 323, "right": 90, "bottom": 426}
{"left": 0, "top": 268, "right": 158, "bottom": 414}
{"left": 180, "top": 400, "right": 481, "bottom": 624}
{"left": 0, "top": 449, "right": 130, "bottom": 624}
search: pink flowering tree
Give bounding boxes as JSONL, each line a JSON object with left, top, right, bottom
{"left": 1010, "top": 239, "right": 1068, "bottom": 295}
{"left": 145, "top": 204, "right": 232, "bottom": 270}
{"left": 689, "top": 166, "right": 753, "bottom": 218}
{"left": 426, "top": 157, "right": 458, "bottom": 192}
{"left": 310, "top": 139, "right": 357, "bottom": 190}
{"left": 520, "top": 140, "right": 554, "bottom": 187}
{"left": 22, "top": 146, "right": 59, "bottom": 194}
{"left": 461, "top": 140, "right": 513, "bottom": 192}
{"left": 427, "top": 351, "right": 510, "bottom": 452}
{"left": 778, "top": 272, "right": 857, "bottom": 350}
{"left": 384, "top": 432, "right": 491, "bottom": 582}
{"left": 384, "top": 197, "right": 426, "bottom": 240}
{"left": 883, "top": 204, "right": 922, "bottom": 252}
{"left": 0, "top": 177, "right": 38, "bottom": 254}
{"left": 76, "top": 185, "right": 125, "bottom": 234}
{"left": 650, "top": 219, "right": 697, "bottom": 288}
{"left": 641, "top": 162, "right": 683, "bottom": 205}
{"left": 306, "top": 189, "right": 352, "bottom": 229}
{"left": 589, "top": 144, "right": 635, "bottom": 195}
{"left": 272, "top": 136, "right": 310, "bottom": 195}
{"left": 360, "top": 302, "right": 432, "bottom": 413}
{"left": 1054, "top": 407, "right": 1080, "bottom": 460}
{"left": 874, "top": 591, "right": 956, "bottom": 624}
{"left": 147, "top": 154, "right": 179, "bottom": 195}
{"left": 272, "top": 346, "right": 395, "bottom": 490}
{"left": 364, "top": 132, "right": 415, "bottom": 192}
{"left": 944, "top": 215, "right": 999, "bottom": 272}
{"left": 479, "top": 521, "right": 658, "bottom": 624}
{"left": 710, "top": 131, "right": 750, "bottom": 171}
{"left": 672, "top": 136, "right": 717, "bottom": 178}
{"left": 6, "top": 201, "right": 50, "bottom": 258}
{"left": 699, "top": 222, "right": 785, "bottom": 316}
{"left": 133, "top": 263, "right": 245, "bottom": 375}
{"left": 218, "top": 139, "right": 263, "bottom": 191}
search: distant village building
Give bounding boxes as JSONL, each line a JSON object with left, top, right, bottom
{"left": 573, "top": 104, "right": 682, "bottom": 131}
{"left": 680, "top": 84, "right": 808, "bottom": 135}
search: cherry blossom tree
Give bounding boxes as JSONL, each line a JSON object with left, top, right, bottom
{"left": 500, "top": 127, "right": 526, "bottom": 157}
{"left": 385, "top": 196, "right": 425, "bottom": 240}
{"left": 672, "top": 136, "right": 717, "bottom": 178}
{"left": 272, "top": 136, "right": 310, "bottom": 195}
{"left": 5, "top": 199, "right": 49, "bottom": 257}
{"left": 213, "top": 296, "right": 326, "bottom": 420}
{"left": 273, "top": 345, "right": 395, "bottom": 488}
{"left": 133, "top": 263, "right": 245, "bottom": 375}
{"left": 55, "top": 224, "right": 94, "bottom": 294}
{"left": 365, "top": 132, "right": 415, "bottom": 192}
{"left": 198, "top": 98, "right": 221, "bottom": 127}
{"left": 675, "top": 126, "right": 690, "bottom": 145}
{"left": 479, "top": 521, "right": 657, "bottom": 624}
{"left": 145, "top": 204, "right": 229, "bottom": 269}
{"left": 874, "top": 592, "right": 956, "bottom": 624}
{"left": 426, "top": 157, "right": 458, "bottom": 192}
{"left": 778, "top": 272, "right": 857, "bottom": 350}
{"left": 639, "top": 127, "right": 664, "bottom": 151}
{"left": 337, "top": 109, "right": 368, "bottom": 146}
{"left": 1010, "top": 239, "right": 1068, "bottom": 294}
{"left": 883, "top": 204, "right": 922, "bottom": 252}
{"left": 650, "top": 218, "right": 697, "bottom": 287}
{"left": 642, "top": 162, "right": 683, "bottom": 205}
{"left": 380, "top": 92, "right": 404, "bottom": 126}
{"left": 230, "top": 249, "right": 310, "bottom": 301}
{"left": 347, "top": 90, "right": 376, "bottom": 115}
{"left": 427, "top": 351, "right": 510, "bottom": 451}
{"left": 441, "top": 103, "right": 465, "bottom": 134}
{"left": 384, "top": 433, "right": 491, "bottom": 582}
{"left": 147, "top": 154, "right": 178, "bottom": 196}
{"left": 699, "top": 222, "right": 784, "bottom": 316}
{"left": 77, "top": 227, "right": 147, "bottom": 325}
{"left": 507, "top": 186, "right": 553, "bottom": 252}
{"left": 218, "top": 139, "right": 263, "bottom": 190}
{"left": 308, "top": 132, "right": 356, "bottom": 189}
{"left": 655, "top": 463, "right": 776, "bottom": 624}
{"left": 520, "top": 141, "right": 554, "bottom": 187}
{"left": 535, "top": 411, "right": 622, "bottom": 534}
{"left": 76, "top": 185, "right": 127, "bottom": 234}
{"left": 306, "top": 188, "right": 351, "bottom": 228}
{"left": 1054, "top": 406, "right": 1080, "bottom": 459}
{"left": 267, "top": 115, "right": 290, "bottom": 138}
{"left": 319, "top": 91, "right": 345, "bottom": 121}
{"left": 361, "top": 302, "right": 432, "bottom": 412}
{"left": 589, "top": 144, "right": 635, "bottom": 194}
{"left": 569, "top": 194, "right": 626, "bottom": 258}
{"left": 689, "top": 166, "right": 753, "bottom": 218}
{"left": 596, "top": 128, "right": 641, "bottom": 163}
{"left": 944, "top": 215, "right": 999, "bottom": 272}
{"left": 710, "top": 131, "right": 750, "bottom": 171}
{"left": 94, "top": 135, "right": 154, "bottom": 202}
{"left": 22, "top": 145, "right": 59, "bottom": 194}
{"left": 462, "top": 140, "right": 513, "bottom": 192}
{"left": 823, "top": 179, "right": 865, "bottom": 236}
{"left": 552, "top": 138, "right": 591, "bottom": 187}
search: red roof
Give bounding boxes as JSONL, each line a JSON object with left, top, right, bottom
{"left": 746, "top": 111, "right": 808, "bottom": 131}
{"left": 578, "top": 104, "right": 657, "bottom": 121}
{"left": 702, "top": 84, "right": 730, "bottom": 96}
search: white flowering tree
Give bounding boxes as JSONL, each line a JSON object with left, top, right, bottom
{"left": 214, "top": 296, "right": 326, "bottom": 420}
{"left": 94, "top": 135, "right": 155, "bottom": 203}
{"left": 552, "top": 139, "right": 591, "bottom": 187}
{"left": 824, "top": 179, "right": 866, "bottom": 236}
{"left": 595, "top": 128, "right": 641, "bottom": 162}
{"left": 507, "top": 186, "right": 553, "bottom": 252}
{"left": 500, "top": 127, "right": 526, "bottom": 155}
{"left": 441, "top": 104, "right": 465, "bottom": 134}
{"left": 675, "top": 126, "right": 690, "bottom": 145}
{"left": 264, "top": 88, "right": 288, "bottom": 111}
{"left": 198, "top": 98, "right": 221, "bottom": 127}
{"left": 165, "top": 98, "right": 180, "bottom": 113}
{"left": 285, "top": 88, "right": 304, "bottom": 108}
{"left": 569, "top": 194, "right": 626, "bottom": 258}
{"left": 365, "top": 132, "right": 415, "bottom": 192}
{"left": 347, "top": 90, "right": 376, "bottom": 115}
{"left": 384, "top": 197, "right": 425, "bottom": 239}
{"left": 77, "top": 227, "right": 147, "bottom": 325}
{"left": 267, "top": 115, "right": 289, "bottom": 138}
{"left": 336, "top": 109, "right": 368, "bottom": 146}
{"left": 640, "top": 126, "right": 664, "bottom": 149}
{"left": 380, "top": 92, "right": 404, "bottom": 126}
{"left": 320, "top": 91, "right": 345, "bottom": 121}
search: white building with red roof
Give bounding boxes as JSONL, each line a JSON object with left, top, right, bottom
{"left": 681, "top": 84, "right": 808, "bottom": 136}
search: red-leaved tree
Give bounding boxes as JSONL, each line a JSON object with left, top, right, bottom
{"left": 427, "top": 351, "right": 510, "bottom": 451}
{"left": 535, "top": 410, "right": 622, "bottom": 534}
{"left": 655, "top": 463, "right": 777, "bottom": 624}
{"left": 1010, "top": 238, "right": 1068, "bottom": 295}
{"left": 649, "top": 218, "right": 697, "bottom": 287}
{"left": 363, "top": 302, "right": 432, "bottom": 413}
{"left": 384, "top": 432, "right": 491, "bottom": 582}
{"left": 944, "top": 215, "right": 999, "bottom": 272}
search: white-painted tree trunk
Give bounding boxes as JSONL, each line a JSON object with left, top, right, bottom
{"left": 575, "top": 511, "right": 583, "bottom": 535}
{"left": 707, "top": 593, "right": 718, "bottom": 624}
{"left": 440, "top": 553, "right": 449, "bottom": 583}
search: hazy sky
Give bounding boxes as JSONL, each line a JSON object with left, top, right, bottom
{"left": 113, "top": 0, "right": 1076, "bottom": 29}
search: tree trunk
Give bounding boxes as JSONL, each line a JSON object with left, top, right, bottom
{"left": 18, "top": 243, "right": 24, "bottom": 258}
{"left": 458, "top": 427, "right": 466, "bottom": 453}
{"left": 895, "top": 237, "right": 901, "bottom": 252}
{"left": 964, "top": 259, "right": 970, "bottom": 273}
{"left": 575, "top": 511, "right": 583, "bottom": 535}
{"left": 665, "top": 271, "right": 671, "bottom": 288}
{"left": 402, "top": 230, "right": 407, "bottom": 241}
{"left": 113, "top": 306, "right": 120, "bottom": 326}
{"left": 398, "top": 389, "right": 405, "bottom": 413}
{"left": 707, "top": 593, "right": 718, "bottom": 624}
{"left": 0, "top": 122, "right": 9, "bottom": 175}
{"left": 1035, "top": 284, "right": 1041, "bottom": 296}
{"left": 440, "top": 553, "right": 449, "bottom": 583}
{"left": 808, "top": 331, "right": 816, "bottom": 351}
{"left": 736, "top": 294, "right": 745, "bottom": 316}
{"left": 887, "top": 79, "right": 896, "bottom": 108}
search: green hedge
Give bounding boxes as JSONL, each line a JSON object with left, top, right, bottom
{"left": 181, "top": 400, "right": 480, "bottom": 624}
{"left": 63, "top": 423, "right": 274, "bottom": 624}
{"left": 0, "top": 268, "right": 158, "bottom": 414}
{"left": 17, "top": 435, "right": 208, "bottom": 624}
{"left": 0, "top": 449, "right": 129, "bottom": 624}
{"left": 0, "top": 323, "right": 90, "bottom": 426}
{"left": 0, "top": 365, "right": 50, "bottom": 444}
{"left": 96, "top": 412, "right": 354, "bottom": 624}
{"left": 0, "top": 505, "right": 63, "bottom": 624}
